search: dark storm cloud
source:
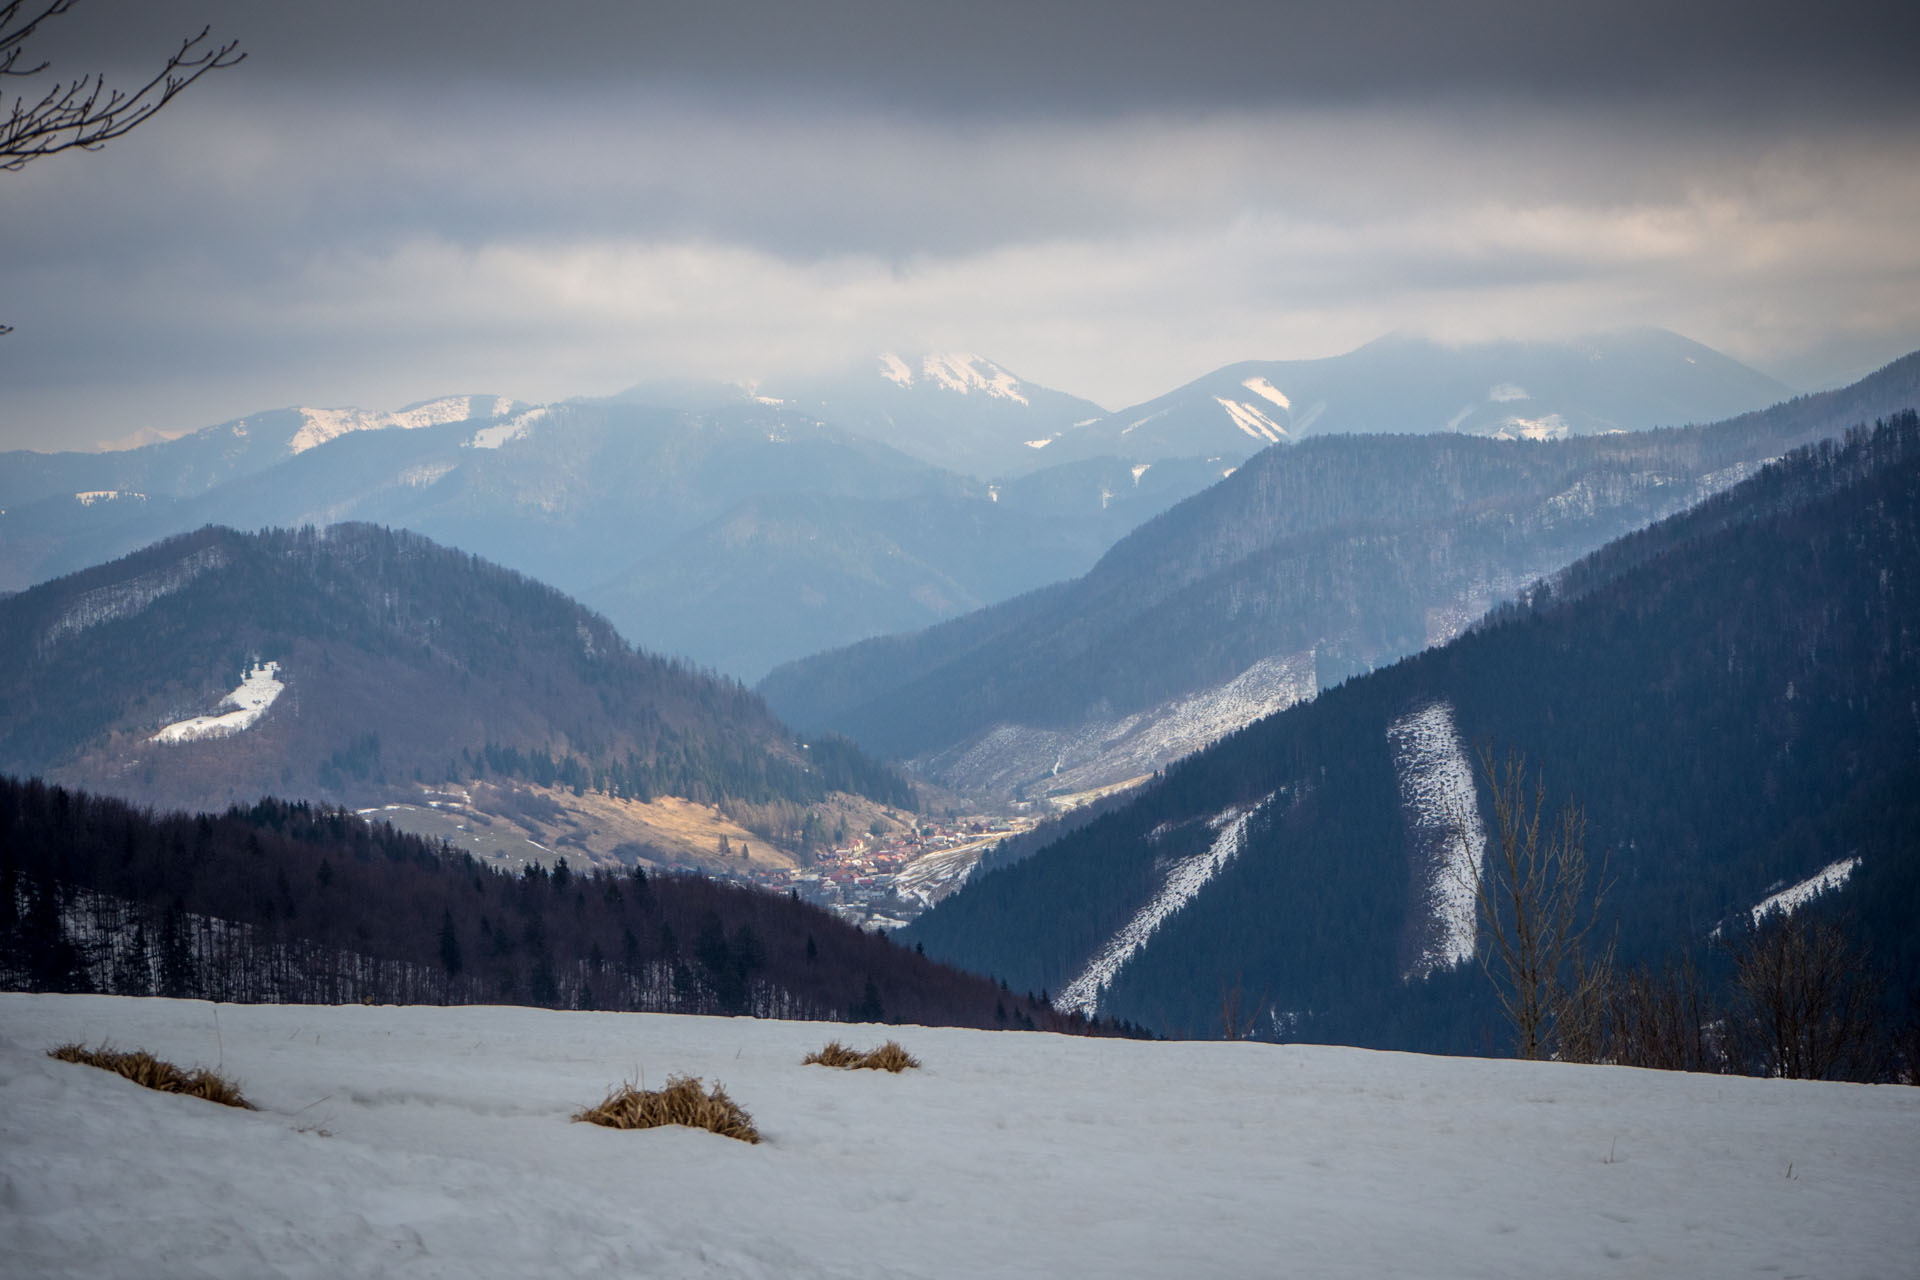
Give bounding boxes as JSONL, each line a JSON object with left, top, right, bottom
{"left": 54, "top": 0, "right": 1920, "bottom": 116}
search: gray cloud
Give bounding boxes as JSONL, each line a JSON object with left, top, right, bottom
{"left": 56, "top": 0, "right": 1920, "bottom": 114}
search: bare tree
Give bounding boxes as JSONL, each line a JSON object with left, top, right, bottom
{"left": 1729, "top": 913, "right": 1882, "bottom": 1081}
{"left": 1606, "top": 958, "right": 1723, "bottom": 1074}
{"left": 1457, "top": 746, "right": 1611, "bottom": 1060}
{"left": 2, "top": 0, "right": 242, "bottom": 332}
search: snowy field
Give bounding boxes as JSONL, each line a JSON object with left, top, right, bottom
{"left": 3, "top": 995, "right": 1917, "bottom": 1279}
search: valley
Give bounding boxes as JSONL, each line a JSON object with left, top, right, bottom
{"left": 6, "top": 7, "right": 1917, "bottom": 1274}
{"left": 355, "top": 778, "right": 1038, "bottom": 928}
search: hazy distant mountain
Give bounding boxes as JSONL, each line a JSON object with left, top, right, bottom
{"left": 0, "top": 395, "right": 522, "bottom": 513}
{"left": 1039, "top": 330, "right": 1792, "bottom": 466}
{"left": 617, "top": 352, "right": 1110, "bottom": 479}
{"left": 760, "top": 350, "right": 1920, "bottom": 801}
{"left": 904, "top": 414, "right": 1920, "bottom": 1050}
{"left": 586, "top": 454, "right": 1231, "bottom": 682}
{"left": 0, "top": 523, "right": 913, "bottom": 869}
{"left": 0, "top": 401, "right": 1223, "bottom": 678}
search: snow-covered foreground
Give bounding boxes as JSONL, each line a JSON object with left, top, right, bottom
{"left": 4, "top": 996, "right": 1916, "bottom": 1279}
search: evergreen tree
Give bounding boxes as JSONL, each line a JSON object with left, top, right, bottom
{"left": 438, "top": 909, "right": 463, "bottom": 978}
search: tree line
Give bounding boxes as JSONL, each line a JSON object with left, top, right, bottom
{"left": 0, "top": 775, "right": 1143, "bottom": 1037}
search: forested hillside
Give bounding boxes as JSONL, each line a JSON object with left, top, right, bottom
{"left": 0, "top": 523, "right": 913, "bottom": 859}
{"left": 904, "top": 415, "right": 1920, "bottom": 1054}
{"left": 763, "top": 351, "right": 1920, "bottom": 799}
{"left": 0, "top": 777, "right": 1089, "bottom": 1032}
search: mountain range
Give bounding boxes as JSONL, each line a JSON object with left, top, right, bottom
{"left": 1, "top": 330, "right": 1795, "bottom": 686}
{"left": 1038, "top": 329, "right": 1793, "bottom": 465}
{"left": 0, "top": 399, "right": 1221, "bottom": 683}
{"left": 762, "top": 351, "right": 1920, "bottom": 804}
{"left": 903, "top": 412, "right": 1920, "bottom": 1050}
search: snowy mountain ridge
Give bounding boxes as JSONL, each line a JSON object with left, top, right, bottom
{"left": 283, "top": 395, "right": 519, "bottom": 456}
{"left": 876, "top": 351, "right": 1031, "bottom": 404}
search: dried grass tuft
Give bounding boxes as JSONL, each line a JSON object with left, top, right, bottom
{"left": 48, "top": 1042, "right": 255, "bottom": 1109}
{"left": 573, "top": 1074, "right": 761, "bottom": 1143}
{"left": 803, "top": 1038, "right": 921, "bottom": 1073}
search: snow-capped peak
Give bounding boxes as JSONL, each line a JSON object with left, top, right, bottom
{"left": 876, "top": 352, "right": 1030, "bottom": 405}
{"left": 877, "top": 353, "right": 915, "bottom": 388}
{"left": 284, "top": 396, "right": 514, "bottom": 456}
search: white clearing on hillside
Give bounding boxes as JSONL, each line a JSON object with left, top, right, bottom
{"left": 287, "top": 395, "right": 509, "bottom": 455}
{"left": 40, "top": 545, "right": 230, "bottom": 650}
{"left": 6, "top": 995, "right": 1917, "bottom": 1279}
{"left": 73, "top": 490, "right": 145, "bottom": 506}
{"left": 1492, "top": 413, "right": 1571, "bottom": 441}
{"left": 1240, "top": 375, "right": 1292, "bottom": 409}
{"left": 151, "top": 662, "right": 284, "bottom": 744}
{"left": 919, "top": 652, "right": 1316, "bottom": 803}
{"left": 1751, "top": 857, "right": 1862, "bottom": 926}
{"left": 467, "top": 406, "right": 550, "bottom": 450}
{"left": 1058, "top": 800, "right": 1268, "bottom": 1018}
{"left": 1388, "top": 701, "right": 1485, "bottom": 979}
{"left": 1214, "top": 396, "right": 1288, "bottom": 442}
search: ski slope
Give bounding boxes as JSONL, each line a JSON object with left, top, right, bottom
{"left": 3, "top": 994, "right": 1915, "bottom": 1278}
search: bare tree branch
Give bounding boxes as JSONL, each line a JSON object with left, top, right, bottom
{"left": 0, "top": 0, "right": 244, "bottom": 173}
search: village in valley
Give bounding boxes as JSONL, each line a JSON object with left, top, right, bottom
{"left": 719, "top": 813, "right": 1039, "bottom": 929}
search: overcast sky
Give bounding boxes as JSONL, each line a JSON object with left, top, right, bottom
{"left": 4, "top": 0, "right": 1919, "bottom": 450}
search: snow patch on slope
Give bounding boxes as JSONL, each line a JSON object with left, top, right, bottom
{"left": 41, "top": 545, "right": 230, "bottom": 650}
{"left": 919, "top": 353, "right": 1030, "bottom": 404}
{"left": 1490, "top": 414, "right": 1571, "bottom": 442}
{"left": 1058, "top": 800, "right": 1268, "bottom": 1017}
{"left": 1388, "top": 702, "right": 1485, "bottom": 979}
{"left": 920, "top": 653, "right": 1317, "bottom": 802}
{"left": 877, "top": 352, "right": 915, "bottom": 387}
{"left": 287, "top": 396, "right": 510, "bottom": 455}
{"left": 1240, "top": 376, "right": 1292, "bottom": 410}
{"left": 1214, "top": 397, "right": 1288, "bottom": 443}
{"left": 1750, "top": 858, "right": 1860, "bottom": 927}
{"left": 73, "top": 490, "right": 145, "bottom": 507}
{"left": 152, "top": 662, "right": 284, "bottom": 744}
{"left": 467, "top": 406, "right": 550, "bottom": 450}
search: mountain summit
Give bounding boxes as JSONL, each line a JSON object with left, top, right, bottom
{"left": 1045, "top": 329, "right": 1792, "bottom": 465}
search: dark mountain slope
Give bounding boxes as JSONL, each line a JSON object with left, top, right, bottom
{"left": 903, "top": 414, "right": 1920, "bottom": 1050}
{"left": 0, "top": 524, "right": 912, "bottom": 861}
{"left": 762, "top": 351, "right": 1920, "bottom": 794}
